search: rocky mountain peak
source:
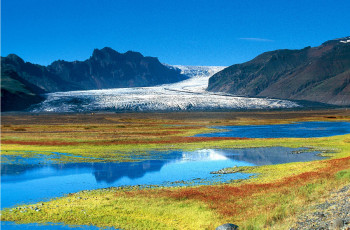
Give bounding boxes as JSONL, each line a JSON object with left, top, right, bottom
{"left": 91, "top": 47, "right": 121, "bottom": 60}
{"left": 124, "top": 50, "right": 144, "bottom": 60}
{"left": 4, "top": 54, "right": 25, "bottom": 66}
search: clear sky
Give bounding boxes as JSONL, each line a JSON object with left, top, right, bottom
{"left": 2, "top": 0, "right": 350, "bottom": 66}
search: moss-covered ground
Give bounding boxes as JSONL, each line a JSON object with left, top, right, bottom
{"left": 1, "top": 109, "right": 350, "bottom": 229}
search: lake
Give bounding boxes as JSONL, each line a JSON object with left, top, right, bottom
{"left": 1, "top": 147, "right": 324, "bottom": 209}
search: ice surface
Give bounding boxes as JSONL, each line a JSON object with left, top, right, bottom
{"left": 32, "top": 65, "right": 300, "bottom": 112}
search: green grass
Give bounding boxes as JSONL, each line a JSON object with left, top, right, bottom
{"left": 335, "top": 168, "right": 350, "bottom": 180}
{"left": 1, "top": 188, "right": 223, "bottom": 230}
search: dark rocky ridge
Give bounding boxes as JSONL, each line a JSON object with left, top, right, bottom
{"left": 2, "top": 48, "right": 188, "bottom": 93}
{"left": 1, "top": 48, "right": 188, "bottom": 111}
{"left": 208, "top": 37, "right": 350, "bottom": 106}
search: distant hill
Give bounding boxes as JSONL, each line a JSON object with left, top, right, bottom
{"left": 1, "top": 48, "right": 188, "bottom": 111}
{"left": 208, "top": 37, "right": 350, "bottom": 106}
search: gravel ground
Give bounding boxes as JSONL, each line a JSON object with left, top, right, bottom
{"left": 291, "top": 185, "right": 350, "bottom": 230}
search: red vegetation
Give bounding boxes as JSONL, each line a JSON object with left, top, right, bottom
{"left": 2, "top": 137, "right": 248, "bottom": 146}
{"left": 125, "top": 156, "right": 350, "bottom": 217}
{"left": 2, "top": 140, "right": 82, "bottom": 146}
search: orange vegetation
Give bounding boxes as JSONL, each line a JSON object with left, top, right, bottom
{"left": 124, "top": 156, "right": 350, "bottom": 218}
{"left": 2, "top": 137, "right": 249, "bottom": 146}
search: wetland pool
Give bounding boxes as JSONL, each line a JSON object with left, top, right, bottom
{"left": 2, "top": 121, "right": 348, "bottom": 229}
{"left": 196, "top": 121, "right": 350, "bottom": 138}
{"left": 1, "top": 147, "right": 325, "bottom": 209}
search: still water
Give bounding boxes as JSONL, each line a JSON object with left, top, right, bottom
{"left": 196, "top": 121, "right": 350, "bottom": 138}
{"left": 1, "top": 147, "right": 324, "bottom": 209}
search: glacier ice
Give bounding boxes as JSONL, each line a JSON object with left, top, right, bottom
{"left": 31, "top": 65, "right": 300, "bottom": 112}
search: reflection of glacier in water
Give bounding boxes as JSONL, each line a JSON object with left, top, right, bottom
{"left": 179, "top": 149, "right": 229, "bottom": 162}
{"left": 1, "top": 147, "right": 324, "bottom": 208}
{"left": 31, "top": 66, "right": 299, "bottom": 112}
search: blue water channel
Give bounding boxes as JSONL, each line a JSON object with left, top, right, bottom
{"left": 196, "top": 121, "right": 350, "bottom": 138}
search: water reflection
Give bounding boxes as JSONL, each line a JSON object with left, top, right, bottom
{"left": 179, "top": 149, "right": 229, "bottom": 162}
{"left": 1, "top": 147, "right": 324, "bottom": 208}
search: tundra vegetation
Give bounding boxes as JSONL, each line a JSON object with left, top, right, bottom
{"left": 1, "top": 109, "right": 350, "bottom": 229}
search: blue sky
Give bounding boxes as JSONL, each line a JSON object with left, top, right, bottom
{"left": 2, "top": 0, "right": 350, "bottom": 66}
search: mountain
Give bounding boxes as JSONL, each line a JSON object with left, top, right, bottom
{"left": 1, "top": 54, "right": 79, "bottom": 93}
{"left": 1, "top": 48, "right": 188, "bottom": 93}
{"left": 1, "top": 48, "right": 188, "bottom": 111}
{"left": 1, "top": 66, "right": 45, "bottom": 111}
{"left": 208, "top": 37, "right": 350, "bottom": 106}
{"left": 46, "top": 48, "right": 188, "bottom": 90}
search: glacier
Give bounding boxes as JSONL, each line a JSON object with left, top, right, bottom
{"left": 31, "top": 65, "right": 300, "bottom": 112}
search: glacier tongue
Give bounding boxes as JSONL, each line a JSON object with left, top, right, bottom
{"left": 32, "top": 65, "right": 300, "bottom": 112}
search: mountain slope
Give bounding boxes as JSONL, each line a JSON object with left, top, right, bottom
{"left": 1, "top": 54, "right": 77, "bottom": 93}
{"left": 1, "top": 67, "right": 45, "bottom": 111}
{"left": 208, "top": 37, "right": 350, "bottom": 106}
{"left": 1, "top": 48, "right": 188, "bottom": 93}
